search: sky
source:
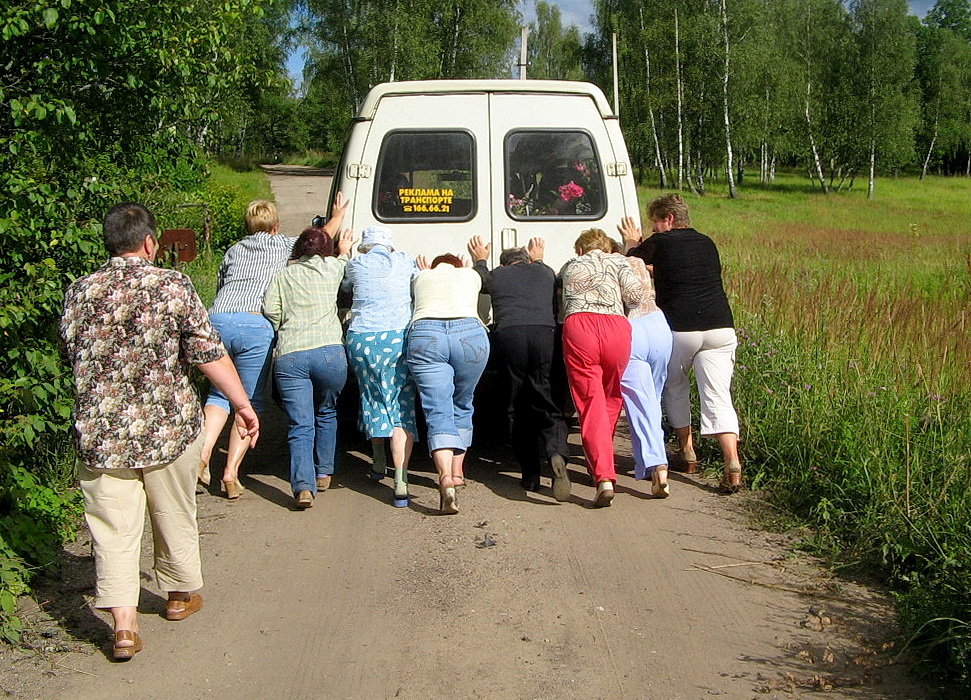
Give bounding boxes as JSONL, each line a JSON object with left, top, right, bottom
{"left": 287, "top": 1, "right": 938, "bottom": 83}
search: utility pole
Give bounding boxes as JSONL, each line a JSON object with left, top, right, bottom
{"left": 612, "top": 32, "right": 619, "bottom": 115}
{"left": 519, "top": 26, "right": 529, "bottom": 79}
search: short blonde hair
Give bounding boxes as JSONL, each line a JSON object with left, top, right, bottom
{"left": 646, "top": 194, "right": 690, "bottom": 227}
{"left": 574, "top": 228, "right": 611, "bottom": 255}
{"left": 245, "top": 200, "right": 279, "bottom": 234}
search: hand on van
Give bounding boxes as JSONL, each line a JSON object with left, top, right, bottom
{"left": 618, "top": 217, "right": 642, "bottom": 251}
{"left": 335, "top": 228, "right": 357, "bottom": 257}
{"left": 527, "top": 237, "right": 545, "bottom": 262}
{"left": 323, "top": 192, "right": 351, "bottom": 237}
{"left": 467, "top": 235, "right": 491, "bottom": 263}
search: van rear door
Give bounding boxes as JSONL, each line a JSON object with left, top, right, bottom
{"left": 347, "top": 92, "right": 490, "bottom": 261}
{"left": 488, "top": 91, "right": 631, "bottom": 271}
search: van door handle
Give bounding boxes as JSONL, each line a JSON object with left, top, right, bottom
{"left": 501, "top": 228, "right": 517, "bottom": 250}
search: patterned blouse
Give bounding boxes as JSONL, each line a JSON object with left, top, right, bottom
{"left": 624, "top": 255, "right": 661, "bottom": 320}
{"left": 559, "top": 249, "right": 643, "bottom": 318}
{"left": 209, "top": 231, "right": 296, "bottom": 314}
{"left": 60, "top": 256, "right": 226, "bottom": 470}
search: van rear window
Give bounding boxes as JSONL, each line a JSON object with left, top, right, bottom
{"left": 505, "top": 131, "right": 605, "bottom": 220}
{"left": 374, "top": 131, "right": 475, "bottom": 222}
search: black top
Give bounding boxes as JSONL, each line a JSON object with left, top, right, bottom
{"left": 473, "top": 260, "right": 557, "bottom": 331}
{"left": 627, "top": 228, "right": 734, "bottom": 332}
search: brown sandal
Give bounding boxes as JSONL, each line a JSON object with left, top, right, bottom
{"left": 222, "top": 479, "right": 242, "bottom": 499}
{"left": 719, "top": 460, "right": 743, "bottom": 494}
{"left": 197, "top": 460, "right": 211, "bottom": 488}
{"left": 166, "top": 593, "right": 204, "bottom": 621}
{"left": 680, "top": 447, "right": 699, "bottom": 474}
{"left": 112, "top": 630, "right": 143, "bottom": 660}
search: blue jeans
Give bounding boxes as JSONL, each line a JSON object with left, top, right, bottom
{"left": 274, "top": 345, "right": 347, "bottom": 495}
{"left": 206, "top": 312, "right": 274, "bottom": 414}
{"left": 406, "top": 318, "right": 489, "bottom": 453}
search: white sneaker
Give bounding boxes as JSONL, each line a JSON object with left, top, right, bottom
{"left": 594, "top": 480, "right": 614, "bottom": 508}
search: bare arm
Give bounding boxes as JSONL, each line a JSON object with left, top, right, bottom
{"left": 197, "top": 355, "right": 260, "bottom": 445}
{"left": 618, "top": 217, "right": 642, "bottom": 252}
{"left": 467, "top": 235, "right": 491, "bottom": 263}
{"left": 322, "top": 192, "right": 351, "bottom": 237}
{"left": 527, "top": 237, "right": 545, "bottom": 262}
{"left": 335, "top": 228, "right": 357, "bottom": 257}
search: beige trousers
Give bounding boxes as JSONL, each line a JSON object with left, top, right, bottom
{"left": 79, "top": 431, "right": 204, "bottom": 608}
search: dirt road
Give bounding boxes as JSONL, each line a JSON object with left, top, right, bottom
{"left": 1, "top": 167, "right": 926, "bottom": 699}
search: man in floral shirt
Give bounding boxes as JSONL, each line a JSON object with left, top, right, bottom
{"left": 60, "top": 202, "right": 259, "bottom": 661}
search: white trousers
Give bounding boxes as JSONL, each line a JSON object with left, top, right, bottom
{"left": 664, "top": 328, "right": 739, "bottom": 437}
{"left": 79, "top": 431, "right": 204, "bottom": 608}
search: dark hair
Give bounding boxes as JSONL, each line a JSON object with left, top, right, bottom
{"left": 291, "top": 227, "right": 334, "bottom": 259}
{"left": 431, "top": 253, "right": 462, "bottom": 268}
{"left": 103, "top": 203, "right": 156, "bottom": 255}
{"left": 499, "top": 247, "right": 530, "bottom": 266}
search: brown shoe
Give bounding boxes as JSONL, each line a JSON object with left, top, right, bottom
{"left": 296, "top": 490, "right": 314, "bottom": 509}
{"left": 197, "top": 461, "right": 211, "bottom": 488}
{"left": 112, "top": 630, "right": 143, "bottom": 660}
{"left": 166, "top": 593, "right": 203, "bottom": 621}
{"left": 719, "top": 460, "right": 743, "bottom": 494}
{"left": 316, "top": 476, "right": 331, "bottom": 492}
{"left": 674, "top": 447, "right": 699, "bottom": 474}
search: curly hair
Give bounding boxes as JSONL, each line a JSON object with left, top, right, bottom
{"left": 574, "top": 228, "right": 612, "bottom": 255}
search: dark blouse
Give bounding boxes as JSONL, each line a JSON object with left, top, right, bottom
{"left": 627, "top": 227, "right": 734, "bottom": 332}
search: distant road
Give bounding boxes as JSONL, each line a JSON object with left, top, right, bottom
{"left": 260, "top": 164, "right": 333, "bottom": 235}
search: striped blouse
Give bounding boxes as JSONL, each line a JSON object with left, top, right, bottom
{"left": 209, "top": 231, "right": 296, "bottom": 314}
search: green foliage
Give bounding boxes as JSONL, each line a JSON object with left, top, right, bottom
{"left": 592, "top": 0, "right": 965, "bottom": 193}
{"left": 528, "top": 1, "right": 584, "bottom": 80}
{"left": 298, "top": 0, "right": 520, "bottom": 148}
{"left": 0, "top": 0, "right": 286, "bottom": 646}
{"left": 670, "top": 173, "right": 971, "bottom": 686}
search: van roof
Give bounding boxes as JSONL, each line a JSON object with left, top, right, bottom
{"left": 356, "top": 80, "right": 616, "bottom": 120}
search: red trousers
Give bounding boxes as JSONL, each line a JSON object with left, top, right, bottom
{"left": 562, "top": 313, "right": 632, "bottom": 484}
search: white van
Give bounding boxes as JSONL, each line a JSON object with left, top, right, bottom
{"left": 330, "top": 80, "right": 641, "bottom": 272}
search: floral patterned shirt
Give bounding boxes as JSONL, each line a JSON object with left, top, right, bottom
{"left": 60, "top": 256, "right": 226, "bottom": 470}
{"left": 558, "top": 250, "right": 644, "bottom": 319}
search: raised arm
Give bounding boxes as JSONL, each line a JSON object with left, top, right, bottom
{"left": 322, "top": 192, "right": 351, "bottom": 237}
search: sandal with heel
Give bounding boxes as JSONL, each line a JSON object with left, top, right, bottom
{"left": 112, "top": 630, "right": 143, "bottom": 660}
{"left": 651, "top": 467, "right": 670, "bottom": 498}
{"left": 438, "top": 476, "right": 459, "bottom": 514}
{"left": 719, "top": 460, "right": 743, "bottom": 494}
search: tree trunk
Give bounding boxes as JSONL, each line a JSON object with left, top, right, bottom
{"left": 720, "top": 0, "right": 738, "bottom": 199}
{"left": 867, "top": 138, "right": 876, "bottom": 200}
{"left": 805, "top": 81, "right": 828, "bottom": 194}
{"left": 675, "top": 7, "right": 684, "bottom": 191}
{"left": 921, "top": 128, "right": 937, "bottom": 180}
{"left": 640, "top": 7, "right": 667, "bottom": 189}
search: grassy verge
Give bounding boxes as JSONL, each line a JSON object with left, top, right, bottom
{"left": 636, "top": 173, "right": 971, "bottom": 685}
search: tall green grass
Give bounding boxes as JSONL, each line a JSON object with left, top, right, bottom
{"left": 639, "top": 174, "right": 971, "bottom": 685}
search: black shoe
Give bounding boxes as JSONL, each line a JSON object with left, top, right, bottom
{"left": 520, "top": 474, "right": 541, "bottom": 492}
{"left": 550, "top": 454, "right": 571, "bottom": 502}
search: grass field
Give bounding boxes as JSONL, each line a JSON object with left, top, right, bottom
{"left": 643, "top": 173, "right": 971, "bottom": 683}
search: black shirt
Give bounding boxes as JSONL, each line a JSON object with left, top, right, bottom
{"left": 627, "top": 228, "right": 734, "bottom": 332}
{"left": 473, "top": 260, "right": 557, "bottom": 331}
